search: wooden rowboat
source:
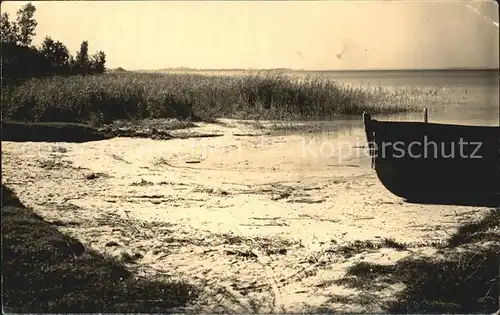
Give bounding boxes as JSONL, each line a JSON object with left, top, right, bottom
{"left": 362, "top": 111, "right": 499, "bottom": 207}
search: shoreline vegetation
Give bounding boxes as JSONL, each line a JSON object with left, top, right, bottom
{"left": 0, "top": 72, "right": 428, "bottom": 123}
{"left": 1, "top": 71, "right": 457, "bottom": 142}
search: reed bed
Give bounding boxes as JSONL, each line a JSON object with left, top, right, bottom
{"left": 1, "top": 71, "right": 455, "bottom": 124}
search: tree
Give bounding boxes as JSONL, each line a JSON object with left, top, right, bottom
{"left": 15, "top": 3, "right": 37, "bottom": 47}
{"left": 1, "top": 5, "right": 41, "bottom": 86}
{"left": 1, "top": 2, "right": 108, "bottom": 85}
{"left": 0, "top": 13, "right": 19, "bottom": 44}
{"left": 39, "top": 36, "right": 71, "bottom": 74}
{"left": 74, "top": 40, "right": 90, "bottom": 74}
{"left": 89, "top": 51, "right": 106, "bottom": 74}
{"left": 0, "top": 3, "right": 37, "bottom": 46}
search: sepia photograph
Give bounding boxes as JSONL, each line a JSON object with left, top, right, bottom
{"left": 1, "top": 0, "right": 499, "bottom": 313}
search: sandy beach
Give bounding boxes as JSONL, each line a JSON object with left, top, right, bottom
{"left": 1, "top": 119, "right": 492, "bottom": 312}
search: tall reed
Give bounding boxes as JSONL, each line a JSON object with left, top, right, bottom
{"left": 1, "top": 71, "right": 455, "bottom": 124}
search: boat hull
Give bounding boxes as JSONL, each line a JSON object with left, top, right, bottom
{"left": 363, "top": 113, "right": 499, "bottom": 206}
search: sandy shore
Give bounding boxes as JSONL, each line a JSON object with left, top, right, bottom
{"left": 1, "top": 119, "right": 491, "bottom": 312}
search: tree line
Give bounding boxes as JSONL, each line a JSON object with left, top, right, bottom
{"left": 1, "top": 3, "right": 107, "bottom": 86}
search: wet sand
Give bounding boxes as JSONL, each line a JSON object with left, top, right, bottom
{"left": 1, "top": 119, "right": 492, "bottom": 312}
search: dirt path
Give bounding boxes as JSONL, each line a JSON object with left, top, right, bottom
{"left": 1, "top": 119, "right": 491, "bottom": 312}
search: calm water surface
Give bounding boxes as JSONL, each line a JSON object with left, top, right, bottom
{"left": 315, "top": 70, "right": 499, "bottom": 127}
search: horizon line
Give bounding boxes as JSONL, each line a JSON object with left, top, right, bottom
{"left": 121, "top": 67, "right": 500, "bottom": 72}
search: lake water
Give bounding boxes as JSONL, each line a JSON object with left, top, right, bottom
{"left": 305, "top": 70, "right": 499, "bottom": 127}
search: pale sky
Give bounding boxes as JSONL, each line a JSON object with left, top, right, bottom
{"left": 2, "top": 0, "right": 499, "bottom": 70}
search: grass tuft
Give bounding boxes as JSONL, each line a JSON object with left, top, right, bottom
{"left": 328, "top": 238, "right": 409, "bottom": 258}
{"left": 2, "top": 184, "right": 199, "bottom": 313}
{"left": 447, "top": 210, "right": 500, "bottom": 247}
{"left": 333, "top": 208, "right": 500, "bottom": 313}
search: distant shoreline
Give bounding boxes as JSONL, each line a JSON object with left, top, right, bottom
{"left": 125, "top": 68, "right": 500, "bottom": 73}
